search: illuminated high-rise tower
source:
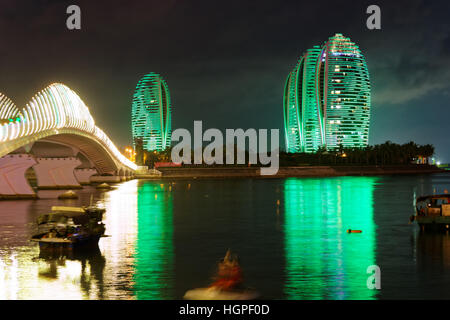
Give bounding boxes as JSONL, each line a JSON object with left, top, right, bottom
{"left": 132, "top": 73, "right": 172, "bottom": 151}
{"left": 284, "top": 46, "right": 323, "bottom": 153}
{"left": 284, "top": 34, "right": 371, "bottom": 153}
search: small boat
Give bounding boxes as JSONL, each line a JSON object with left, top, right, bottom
{"left": 411, "top": 194, "right": 450, "bottom": 231}
{"left": 58, "top": 190, "right": 78, "bottom": 199}
{"left": 183, "top": 249, "right": 260, "bottom": 300}
{"left": 31, "top": 205, "right": 106, "bottom": 250}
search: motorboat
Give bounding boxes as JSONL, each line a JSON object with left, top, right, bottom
{"left": 31, "top": 205, "right": 106, "bottom": 249}
{"left": 411, "top": 194, "right": 450, "bottom": 231}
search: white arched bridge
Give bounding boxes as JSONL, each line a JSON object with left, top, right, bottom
{"left": 0, "top": 83, "right": 137, "bottom": 199}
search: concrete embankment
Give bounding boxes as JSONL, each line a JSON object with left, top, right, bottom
{"left": 155, "top": 165, "right": 445, "bottom": 179}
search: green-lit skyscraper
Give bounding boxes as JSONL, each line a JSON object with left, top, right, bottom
{"left": 132, "top": 73, "right": 172, "bottom": 151}
{"left": 284, "top": 34, "right": 371, "bottom": 153}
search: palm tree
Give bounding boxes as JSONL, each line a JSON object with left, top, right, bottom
{"left": 421, "top": 144, "right": 435, "bottom": 164}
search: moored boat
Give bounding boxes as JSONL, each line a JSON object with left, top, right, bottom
{"left": 411, "top": 194, "right": 450, "bottom": 231}
{"left": 31, "top": 205, "right": 106, "bottom": 250}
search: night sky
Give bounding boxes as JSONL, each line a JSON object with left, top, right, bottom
{"left": 0, "top": 0, "right": 449, "bottom": 161}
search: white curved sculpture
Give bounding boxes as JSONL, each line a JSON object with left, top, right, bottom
{"left": 0, "top": 83, "right": 136, "bottom": 173}
{"left": 0, "top": 93, "right": 20, "bottom": 120}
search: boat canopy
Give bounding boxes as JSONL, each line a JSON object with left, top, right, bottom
{"left": 51, "top": 206, "right": 85, "bottom": 213}
{"left": 416, "top": 194, "right": 450, "bottom": 203}
{"left": 37, "top": 211, "right": 90, "bottom": 225}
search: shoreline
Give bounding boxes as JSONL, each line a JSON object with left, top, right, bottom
{"left": 144, "top": 165, "right": 446, "bottom": 180}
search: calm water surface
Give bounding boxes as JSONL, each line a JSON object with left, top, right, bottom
{"left": 1, "top": 173, "right": 450, "bottom": 300}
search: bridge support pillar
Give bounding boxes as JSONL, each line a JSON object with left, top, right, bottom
{"left": 33, "top": 157, "right": 82, "bottom": 189}
{"left": 74, "top": 168, "right": 98, "bottom": 185}
{"left": 0, "top": 154, "right": 37, "bottom": 199}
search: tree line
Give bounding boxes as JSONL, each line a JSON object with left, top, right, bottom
{"left": 135, "top": 140, "right": 435, "bottom": 167}
{"left": 280, "top": 141, "right": 435, "bottom": 166}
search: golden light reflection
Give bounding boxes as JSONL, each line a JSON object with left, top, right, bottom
{"left": 99, "top": 179, "right": 138, "bottom": 299}
{"left": 0, "top": 250, "right": 86, "bottom": 300}
{"left": 0, "top": 180, "right": 139, "bottom": 300}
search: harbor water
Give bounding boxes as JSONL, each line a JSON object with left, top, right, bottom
{"left": 1, "top": 173, "right": 450, "bottom": 299}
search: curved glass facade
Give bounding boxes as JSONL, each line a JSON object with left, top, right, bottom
{"left": 284, "top": 34, "right": 371, "bottom": 153}
{"left": 132, "top": 73, "right": 172, "bottom": 151}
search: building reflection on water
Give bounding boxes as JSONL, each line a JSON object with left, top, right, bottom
{"left": 2, "top": 174, "right": 450, "bottom": 300}
{"left": 283, "top": 177, "right": 378, "bottom": 299}
{"left": 132, "top": 181, "right": 175, "bottom": 299}
{"left": 99, "top": 179, "right": 175, "bottom": 299}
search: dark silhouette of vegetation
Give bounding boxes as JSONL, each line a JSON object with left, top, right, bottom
{"left": 134, "top": 138, "right": 144, "bottom": 166}
{"left": 280, "top": 141, "right": 435, "bottom": 166}
{"left": 143, "top": 145, "right": 253, "bottom": 168}
{"left": 141, "top": 141, "right": 435, "bottom": 168}
{"left": 143, "top": 147, "right": 173, "bottom": 167}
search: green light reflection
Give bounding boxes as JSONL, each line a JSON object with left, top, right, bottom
{"left": 283, "top": 177, "right": 377, "bottom": 299}
{"left": 133, "top": 182, "right": 174, "bottom": 299}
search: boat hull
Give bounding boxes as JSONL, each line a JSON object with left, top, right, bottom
{"left": 34, "top": 235, "right": 102, "bottom": 251}
{"left": 415, "top": 216, "right": 450, "bottom": 231}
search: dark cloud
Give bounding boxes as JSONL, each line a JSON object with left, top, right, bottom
{"left": 365, "top": 0, "right": 450, "bottom": 106}
{"left": 0, "top": 0, "right": 449, "bottom": 161}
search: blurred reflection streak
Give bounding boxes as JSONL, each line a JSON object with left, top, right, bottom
{"left": 283, "top": 177, "right": 377, "bottom": 300}
{"left": 37, "top": 248, "right": 106, "bottom": 299}
{"left": 0, "top": 180, "right": 140, "bottom": 300}
{"left": 0, "top": 257, "right": 4, "bottom": 299}
{"left": 0, "top": 253, "right": 18, "bottom": 299}
{"left": 415, "top": 232, "right": 450, "bottom": 269}
{"left": 133, "top": 181, "right": 174, "bottom": 299}
{"left": 101, "top": 180, "right": 139, "bottom": 298}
